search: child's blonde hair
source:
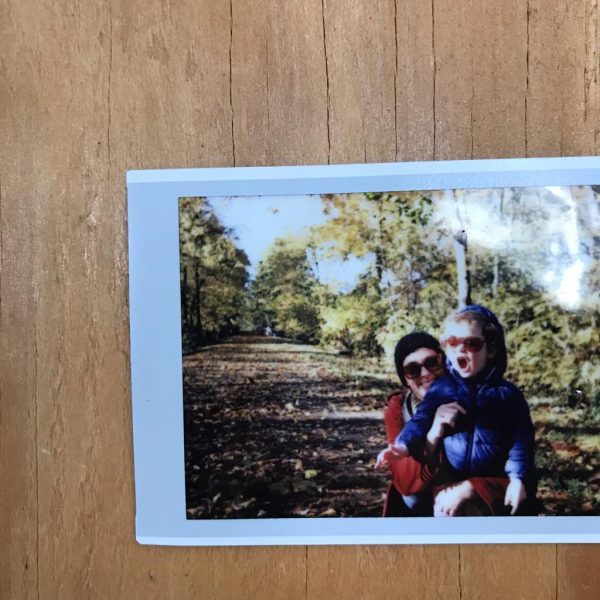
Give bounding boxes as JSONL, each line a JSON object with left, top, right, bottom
{"left": 442, "top": 308, "right": 502, "bottom": 356}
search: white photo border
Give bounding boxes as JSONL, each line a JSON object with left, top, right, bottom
{"left": 127, "top": 157, "right": 600, "bottom": 546}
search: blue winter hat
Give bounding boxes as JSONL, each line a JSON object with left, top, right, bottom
{"left": 459, "top": 304, "right": 502, "bottom": 329}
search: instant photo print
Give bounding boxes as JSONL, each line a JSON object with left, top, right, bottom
{"left": 127, "top": 157, "right": 600, "bottom": 545}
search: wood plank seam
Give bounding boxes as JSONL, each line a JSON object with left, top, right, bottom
{"left": 525, "top": 0, "right": 530, "bottom": 156}
{"left": 393, "top": 0, "right": 398, "bottom": 160}
{"left": 229, "top": 0, "right": 236, "bottom": 167}
{"left": 320, "top": 0, "right": 331, "bottom": 164}
{"left": 108, "top": 0, "right": 113, "bottom": 178}
{"left": 458, "top": 546, "right": 462, "bottom": 599}
{"left": 556, "top": 541, "right": 559, "bottom": 599}
{"left": 35, "top": 277, "right": 40, "bottom": 600}
{"left": 432, "top": 0, "right": 437, "bottom": 159}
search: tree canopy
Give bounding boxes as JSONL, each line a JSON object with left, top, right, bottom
{"left": 179, "top": 188, "right": 599, "bottom": 403}
{"left": 179, "top": 197, "right": 250, "bottom": 351}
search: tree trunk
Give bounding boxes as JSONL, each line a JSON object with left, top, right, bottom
{"left": 194, "top": 261, "right": 202, "bottom": 333}
{"left": 375, "top": 195, "right": 385, "bottom": 291}
{"left": 492, "top": 189, "right": 506, "bottom": 298}
{"left": 454, "top": 230, "right": 472, "bottom": 308}
{"left": 181, "top": 266, "right": 189, "bottom": 329}
{"left": 492, "top": 253, "right": 499, "bottom": 298}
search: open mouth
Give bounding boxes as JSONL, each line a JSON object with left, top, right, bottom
{"left": 457, "top": 356, "right": 468, "bottom": 370}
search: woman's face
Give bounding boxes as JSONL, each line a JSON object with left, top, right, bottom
{"left": 402, "top": 347, "right": 444, "bottom": 401}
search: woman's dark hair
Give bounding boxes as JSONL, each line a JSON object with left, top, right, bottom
{"left": 394, "top": 332, "right": 442, "bottom": 385}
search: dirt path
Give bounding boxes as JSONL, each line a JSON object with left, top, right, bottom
{"left": 184, "top": 336, "right": 600, "bottom": 518}
{"left": 184, "top": 336, "right": 396, "bottom": 518}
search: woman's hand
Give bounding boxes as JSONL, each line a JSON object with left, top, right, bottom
{"left": 374, "top": 443, "right": 409, "bottom": 469}
{"left": 504, "top": 478, "right": 526, "bottom": 515}
{"left": 433, "top": 481, "right": 475, "bottom": 516}
{"left": 426, "top": 402, "right": 466, "bottom": 447}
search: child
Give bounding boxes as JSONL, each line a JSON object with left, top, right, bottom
{"left": 390, "top": 304, "right": 536, "bottom": 515}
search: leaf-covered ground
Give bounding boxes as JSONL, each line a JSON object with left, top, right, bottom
{"left": 530, "top": 398, "right": 600, "bottom": 515}
{"left": 184, "top": 337, "right": 600, "bottom": 518}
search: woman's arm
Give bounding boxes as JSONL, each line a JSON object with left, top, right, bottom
{"left": 389, "top": 450, "right": 440, "bottom": 495}
{"left": 383, "top": 393, "right": 404, "bottom": 443}
{"left": 383, "top": 392, "right": 439, "bottom": 495}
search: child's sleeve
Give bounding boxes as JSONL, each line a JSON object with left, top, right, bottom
{"left": 504, "top": 386, "right": 536, "bottom": 480}
{"left": 395, "top": 392, "right": 443, "bottom": 461}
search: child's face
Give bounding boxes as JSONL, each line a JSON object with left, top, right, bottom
{"left": 442, "top": 319, "right": 492, "bottom": 379}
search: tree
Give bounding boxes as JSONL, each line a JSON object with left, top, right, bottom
{"left": 319, "top": 273, "right": 388, "bottom": 356}
{"left": 250, "top": 237, "right": 320, "bottom": 342}
{"left": 179, "top": 197, "right": 250, "bottom": 351}
{"left": 311, "top": 191, "right": 453, "bottom": 357}
{"left": 436, "top": 185, "right": 599, "bottom": 401}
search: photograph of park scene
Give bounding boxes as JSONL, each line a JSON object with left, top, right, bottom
{"left": 180, "top": 186, "right": 599, "bottom": 519}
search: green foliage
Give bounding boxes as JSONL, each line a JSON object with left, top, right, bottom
{"left": 179, "top": 187, "right": 599, "bottom": 402}
{"left": 376, "top": 279, "right": 456, "bottom": 360}
{"left": 272, "top": 294, "right": 321, "bottom": 341}
{"left": 319, "top": 283, "right": 389, "bottom": 356}
{"left": 508, "top": 298, "right": 599, "bottom": 398}
{"left": 250, "top": 237, "right": 320, "bottom": 342}
{"left": 179, "top": 197, "right": 250, "bottom": 351}
{"left": 315, "top": 192, "right": 436, "bottom": 291}
{"left": 311, "top": 191, "right": 460, "bottom": 359}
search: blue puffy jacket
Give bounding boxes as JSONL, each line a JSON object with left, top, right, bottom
{"left": 397, "top": 306, "right": 536, "bottom": 482}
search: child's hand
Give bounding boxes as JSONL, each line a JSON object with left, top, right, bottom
{"left": 374, "top": 443, "right": 409, "bottom": 469}
{"left": 427, "top": 402, "right": 466, "bottom": 444}
{"left": 504, "top": 478, "right": 526, "bottom": 515}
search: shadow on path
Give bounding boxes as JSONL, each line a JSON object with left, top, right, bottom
{"left": 184, "top": 337, "right": 395, "bottom": 518}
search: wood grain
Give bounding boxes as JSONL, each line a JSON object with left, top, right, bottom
{"left": 460, "top": 4, "right": 558, "bottom": 592}
{"left": 527, "top": 0, "right": 596, "bottom": 157}
{"left": 102, "top": 1, "right": 308, "bottom": 598}
{"left": 558, "top": 544, "right": 600, "bottom": 600}
{"left": 22, "top": 3, "right": 113, "bottom": 597}
{"left": 395, "top": 0, "right": 435, "bottom": 161}
{"left": 470, "top": 0, "right": 528, "bottom": 158}
{"left": 431, "top": 0, "right": 475, "bottom": 160}
{"left": 460, "top": 545, "right": 557, "bottom": 600}
{"left": 310, "top": 0, "right": 460, "bottom": 590}
{"left": 0, "top": 3, "right": 40, "bottom": 596}
{"left": 307, "top": 546, "right": 460, "bottom": 599}
{"left": 231, "top": 0, "right": 329, "bottom": 167}
{"left": 526, "top": 5, "right": 600, "bottom": 593}
{"left": 1, "top": 0, "right": 599, "bottom": 598}
{"left": 231, "top": 0, "right": 270, "bottom": 167}
{"left": 322, "top": 0, "right": 397, "bottom": 164}
{"left": 264, "top": 0, "right": 330, "bottom": 166}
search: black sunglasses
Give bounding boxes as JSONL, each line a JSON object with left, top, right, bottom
{"left": 402, "top": 354, "right": 444, "bottom": 380}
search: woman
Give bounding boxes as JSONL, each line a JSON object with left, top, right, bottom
{"left": 378, "top": 331, "right": 526, "bottom": 517}
{"left": 377, "top": 332, "right": 448, "bottom": 516}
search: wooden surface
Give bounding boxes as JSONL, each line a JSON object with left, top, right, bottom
{"left": 1, "top": 0, "right": 599, "bottom": 598}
